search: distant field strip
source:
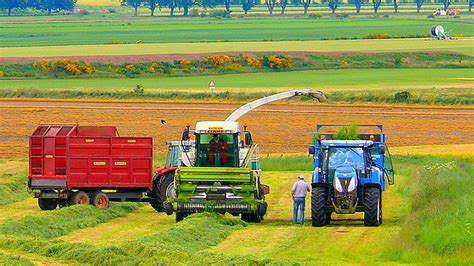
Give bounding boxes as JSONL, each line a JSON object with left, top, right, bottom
{"left": 1, "top": 17, "right": 473, "bottom": 47}
{"left": 2, "top": 68, "right": 472, "bottom": 92}
{"left": 2, "top": 38, "right": 474, "bottom": 57}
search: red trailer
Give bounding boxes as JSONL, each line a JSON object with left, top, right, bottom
{"left": 28, "top": 125, "right": 154, "bottom": 210}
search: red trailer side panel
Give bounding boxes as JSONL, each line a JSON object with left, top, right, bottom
{"left": 29, "top": 125, "right": 153, "bottom": 191}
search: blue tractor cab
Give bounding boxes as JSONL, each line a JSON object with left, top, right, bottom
{"left": 308, "top": 125, "right": 394, "bottom": 226}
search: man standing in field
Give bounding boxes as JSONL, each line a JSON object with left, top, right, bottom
{"left": 291, "top": 175, "right": 311, "bottom": 225}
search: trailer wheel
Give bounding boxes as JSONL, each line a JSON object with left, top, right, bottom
{"left": 364, "top": 187, "right": 381, "bottom": 226}
{"left": 69, "top": 191, "right": 90, "bottom": 206}
{"left": 311, "top": 187, "right": 327, "bottom": 227}
{"left": 91, "top": 191, "right": 109, "bottom": 209}
{"left": 38, "top": 198, "right": 57, "bottom": 211}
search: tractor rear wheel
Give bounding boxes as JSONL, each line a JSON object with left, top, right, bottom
{"left": 69, "top": 191, "right": 90, "bottom": 206}
{"left": 311, "top": 187, "right": 327, "bottom": 227}
{"left": 38, "top": 198, "right": 57, "bottom": 211}
{"left": 150, "top": 172, "right": 176, "bottom": 213}
{"left": 364, "top": 187, "right": 381, "bottom": 226}
{"left": 91, "top": 191, "right": 109, "bottom": 209}
{"left": 326, "top": 212, "right": 332, "bottom": 225}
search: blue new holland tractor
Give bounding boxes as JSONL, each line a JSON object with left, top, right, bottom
{"left": 308, "top": 125, "right": 395, "bottom": 227}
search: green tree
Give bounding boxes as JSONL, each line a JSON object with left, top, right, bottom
{"left": 241, "top": 0, "right": 253, "bottom": 14}
{"left": 265, "top": 0, "right": 276, "bottom": 14}
{"left": 302, "top": 0, "right": 310, "bottom": 14}
{"left": 328, "top": 0, "right": 338, "bottom": 13}
{"left": 126, "top": 0, "right": 144, "bottom": 16}
{"left": 180, "top": 0, "right": 193, "bottom": 16}
{"left": 280, "top": 0, "right": 288, "bottom": 14}
{"left": 33, "top": 0, "right": 74, "bottom": 15}
{"left": 372, "top": 0, "right": 381, "bottom": 13}
{"left": 0, "top": 0, "right": 27, "bottom": 16}
{"left": 148, "top": 0, "right": 158, "bottom": 15}
{"left": 353, "top": 0, "right": 363, "bottom": 13}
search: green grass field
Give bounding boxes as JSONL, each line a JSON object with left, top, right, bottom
{"left": 0, "top": 154, "right": 472, "bottom": 264}
{"left": 2, "top": 68, "right": 471, "bottom": 92}
{"left": 1, "top": 16, "right": 473, "bottom": 48}
{"left": 3, "top": 38, "right": 474, "bottom": 57}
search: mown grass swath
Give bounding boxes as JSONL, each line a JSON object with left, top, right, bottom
{"left": 0, "top": 213, "right": 272, "bottom": 264}
{"left": 0, "top": 251, "right": 33, "bottom": 266}
{"left": 0, "top": 160, "right": 30, "bottom": 205}
{"left": 0, "top": 204, "right": 141, "bottom": 238}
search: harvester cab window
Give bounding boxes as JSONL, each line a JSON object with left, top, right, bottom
{"left": 196, "top": 133, "right": 238, "bottom": 167}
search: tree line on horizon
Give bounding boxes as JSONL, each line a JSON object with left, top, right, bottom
{"left": 1, "top": 0, "right": 472, "bottom": 16}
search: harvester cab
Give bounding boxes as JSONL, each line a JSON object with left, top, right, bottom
{"left": 309, "top": 125, "right": 394, "bottom": 227}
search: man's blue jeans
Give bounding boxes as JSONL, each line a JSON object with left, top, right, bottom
{"left": 293, "top": 197, "right": 305, "bottom": 224}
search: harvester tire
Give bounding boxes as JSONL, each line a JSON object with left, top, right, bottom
{"left": 38, "top": 198, "right": 57, "bottom": 211}
{"left": 176, "top": 212, "right": 188, "bottom": 222}
{"left": 311, "top": 187, "right": 327, "bottom": 227}
{"left": 364, "top": 187, "right": 381, "bottom": 226}
{"left": 241, "top": 213, "right": 261, "bottom": 223}
{"left": 91, "top": 191, "right": 109, "bottom": 209}
{"left": 69, "top": 191, "right": 90, "bottom": 206}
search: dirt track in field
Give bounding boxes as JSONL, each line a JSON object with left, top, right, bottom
{"left": 1, "top": 99, "right": 473, "bottom": 158}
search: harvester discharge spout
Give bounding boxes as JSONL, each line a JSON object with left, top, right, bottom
{"left": 225, "top": 88, "right": 326, "bottom": 122}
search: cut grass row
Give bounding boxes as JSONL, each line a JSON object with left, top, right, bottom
{"left": 0, "top": 160, "right": 30, "bottom": 205}
{"left": 0, "top": 155, "right": 471, "bottom": 264}
{"left": 3, "top": 38, "right": 474, "bottom": 57}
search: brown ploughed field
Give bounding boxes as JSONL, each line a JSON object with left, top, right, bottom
{"left": 1, "top": 99, "right": 473, "bottom": 158}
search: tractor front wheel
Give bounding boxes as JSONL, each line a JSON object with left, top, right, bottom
{"left": 364, "top": 187, "right": 382, "bottom": 226}
{"left": 311, "top": 187, "right": 327, "bottom": 227}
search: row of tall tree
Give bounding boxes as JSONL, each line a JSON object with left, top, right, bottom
{"left": 123, "top": 0, "right": 473, "bottom": 16}
{"left": 1, "top": 0, "right": 472, "bottom": 16}
{"left": 0, "top": 0, "right": 75, "bottom": 16}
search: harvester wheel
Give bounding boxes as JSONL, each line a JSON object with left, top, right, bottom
{"left": 69, "top": 191, "right": 90, "bottom": 206}
{"left": 364, "top": 187, "right": 381, "bottom": 226}
{"left": 38, "top": 198, "right": 57, "bottom": 211}
{"left": 176, "top": 212, "right": 188, "bottom": 222}
{"left": 91, "top": 191, "right": 109, "bottom": 209}
{"left": 241, "top": 213, "right": 261, "bottom": 223}
{"left": 311, "top": 187, "right": 327, "bottom": 227}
